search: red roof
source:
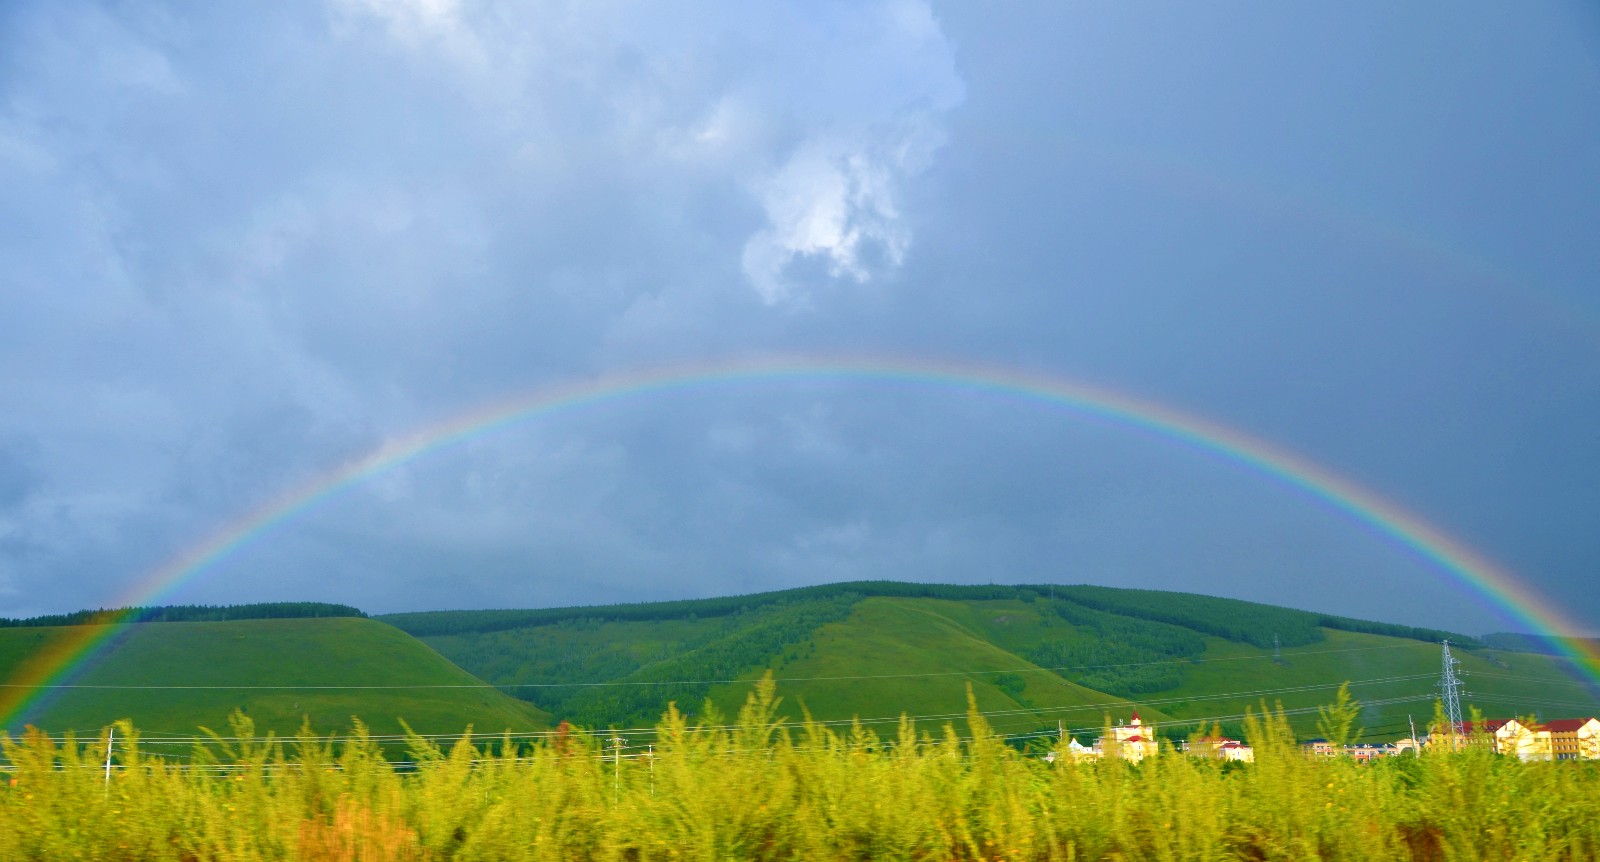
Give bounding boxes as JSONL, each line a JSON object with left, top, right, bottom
{"left": 1130, "top": 710, "right": 1141, "bottom": 723}
{"left": 1467, "top": 717, "right": 1597, "bottom": 733}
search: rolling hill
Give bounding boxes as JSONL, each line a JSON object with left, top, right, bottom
{"left": 383, "top": 582, "right": 1600, "bottom": 741}
{"left": 380, "top": 588, "right": 1593, "bottom": 742}
{"left": 4, "top": 583, "right": 1595, "bottom": 749}
{"left": 0, "top": 617, "right": 549, "bottom": 738}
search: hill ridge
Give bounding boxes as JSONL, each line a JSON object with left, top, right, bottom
{"left": 378, "top": 580, "right": 1481, "bottom": 647}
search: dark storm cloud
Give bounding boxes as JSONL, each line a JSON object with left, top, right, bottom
{"left": 1, "top": 0, "right": 1596, "bottom": 635}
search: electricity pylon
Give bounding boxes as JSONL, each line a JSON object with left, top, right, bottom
{"left": 1439, "top": 639, "right": 1466, "bottom": 744}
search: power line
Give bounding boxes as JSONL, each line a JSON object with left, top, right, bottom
{"left": 0, "top": 641, "right": 1438, "bottom": 691}
{"left": 15, "top": 671, "right": 1441, "bottom": 745}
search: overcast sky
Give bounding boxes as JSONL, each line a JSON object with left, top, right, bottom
{"left": 2, "top": 1, "right": 1598, "bottom": 635}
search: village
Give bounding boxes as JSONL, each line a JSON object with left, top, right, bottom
{"left": 1047, "top": 711, "right": 1600, "bottom": 764}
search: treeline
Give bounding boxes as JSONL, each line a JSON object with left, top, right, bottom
{"left": 1479, "top": 632, "right": 1599, "bottom": 655}
{"left": 383, "top": 580, "right": 1475, "bottom": 650}
{"left": 1047, "top": 585, "right": 1477, "bottom": 650}
{"left": 1314, "top": 612, "right": 1480, "bottom": 648}
{"left": 379, "top": 581, "right": 1021, "bottom": 637}
{"left": 0, "top": 602, "right": 366, "bottom": 628}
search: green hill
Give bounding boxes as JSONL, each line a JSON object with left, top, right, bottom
{"left": 6, "top": 583, "right": 1594, "bottom": 748}
{"left": 0, "top": 617, "right": 549, "bottom": 738}
{"left": 701, "top": 597, "right": 1160, "bottom": 737}
{"left": 384, "top": 582, "right": 1600, "bottom": 741}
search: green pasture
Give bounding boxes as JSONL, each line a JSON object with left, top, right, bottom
{"left": 0, "top": 618, "right": 547, "bottom": 738}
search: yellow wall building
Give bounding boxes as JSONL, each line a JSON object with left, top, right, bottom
{"left": 1095, "top": 711, "right": 1160, "bottom": 762}
{"left": 1471, "top": 717, "right": 1600, "bottom": 761}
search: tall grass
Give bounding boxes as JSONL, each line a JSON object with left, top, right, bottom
{"left": 2, "top": 679, "right": 1596, "bottom": 861}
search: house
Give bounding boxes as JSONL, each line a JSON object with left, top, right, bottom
{"left": 1185, "top": 735, "right": 1254, "bottom": 763}
{"left": 1445, "top": 717, "right": 1600, "bottom": 761}
{"left": 1343, "top": 742, "right": 1397, "bottom": 762}
{"left": 1043, "top": 737, "right": 1101, "bottom": 764}
{"left": 1541, "top": 718, "right": 1600, "bottom": 761}
{"left": 1486, "top": 718, "right": 1551, "bottom": 762}
{"left": 1094, "top": 711, "right": 1160, "bottom": 762}
{"left": 1485, "top": 717, "right": 1600, "bottom": 761}
{"left": 1393, "top": 737, "right": 1424, "bottom": 756}
{"left": 1299, "top": 738, "right": 1338, "bottom": 758}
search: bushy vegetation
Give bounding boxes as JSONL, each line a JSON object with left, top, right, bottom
{"left": 1049, "top": 585, "right": 1478, "bottom": 649}
{"left": 556, "top": 595, "right": 858, "bottom": 727}
{"left": 383, "top": 580, "right": 1478, "bottom": 655}
{"left": 1024, "top": 599, "right": 1206, "bottom": 696}
{"left": 1479, "top": 632, "right": 1600, "bottom": 656}
{"left": 0, "top": 602, "right": 367, "bottom": 629}
{"left": 411, "top": 596, "right": 857, "bottom": 725}
{"left": 3, "top": 684, "right": 1597, "bottom": 861}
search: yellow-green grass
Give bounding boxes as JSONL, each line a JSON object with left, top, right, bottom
{"left": 0, "top": 618, "right": 548, "bottom": 739}
{"left": 3, "top": 686, "right": 1598, "bottom": 861}
{"left": 705, "top": 598, "right": 1160, "bottom": 737}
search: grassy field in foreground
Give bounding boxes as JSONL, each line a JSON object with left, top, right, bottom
{"left": 2, "top": 684, "right": 1597, "bottom": 862}
{"left": 0, "top": 618, "right": 548, "bottom": 738}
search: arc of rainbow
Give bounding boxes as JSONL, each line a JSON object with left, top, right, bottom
{"left": 4, "top": 354, "right": 1596, "bottom": 727}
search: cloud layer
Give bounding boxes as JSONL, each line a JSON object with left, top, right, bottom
{"left": 2, "top": 1, "right": 1597, "bottom": 635}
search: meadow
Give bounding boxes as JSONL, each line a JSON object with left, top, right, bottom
{"left": 0, "top": 618, "right": 548, "bottom": 739}
{"left": 3, "top": 680, "right": 1597, "bottom": 862}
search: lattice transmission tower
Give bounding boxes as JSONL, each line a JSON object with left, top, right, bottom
{"left": 1439, "top": 639, "right": 1466, "bottom": 741}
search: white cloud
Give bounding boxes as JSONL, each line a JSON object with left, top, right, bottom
{"left": 741, "top": 136, "right": 913, "bottom": 304}
{"left": 735, "top": 1, "right": 964, "bottom": 303}
{"left": 325, "top": 0, "right": 965, "bottom": 306}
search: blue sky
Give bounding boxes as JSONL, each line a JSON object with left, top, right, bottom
{"left": 2, "top": 1, "right": 1597, "bottom": 635}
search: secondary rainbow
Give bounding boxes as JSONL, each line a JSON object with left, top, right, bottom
{"left": 4, "top": 354, "right": 1595, "bottom": 727}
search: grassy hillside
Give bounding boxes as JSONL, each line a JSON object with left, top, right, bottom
{"left": 701, "top": 597, "right": 1158, "bottom": 738}
{"left": 0, "top": 617, "right": 549, "bottom": 738}
{"left": 391, "top": 584, "right": 1599, "bottom": 740}
{"left": 8, "top": 583, "right": 1592, "bottom": 745}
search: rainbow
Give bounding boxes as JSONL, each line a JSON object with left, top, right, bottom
{"left": 4, "top": 354, "right": 1596, "bottom": 727}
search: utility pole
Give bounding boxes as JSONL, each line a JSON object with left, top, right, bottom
{"left": 1439, "top": 640, "right": 1466, "bottom": 748}
{"left": 611, "top": 735, "right": 625, "bottom": 804}
{"left": 1273, "top": 634, "right": 1282, "bottom": 664}
{"left": 1408, "top": 715, "right": 1420, "bottom": 757}
{"left": 104, "top": 725, "right": 115, "bottom": 793}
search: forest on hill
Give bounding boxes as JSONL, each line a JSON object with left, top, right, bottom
{"left": 380, "top": 581, "right": 1475, "bottom": 646}
{"left": 0, "top": 602, "right": 366, "bottom": 628}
